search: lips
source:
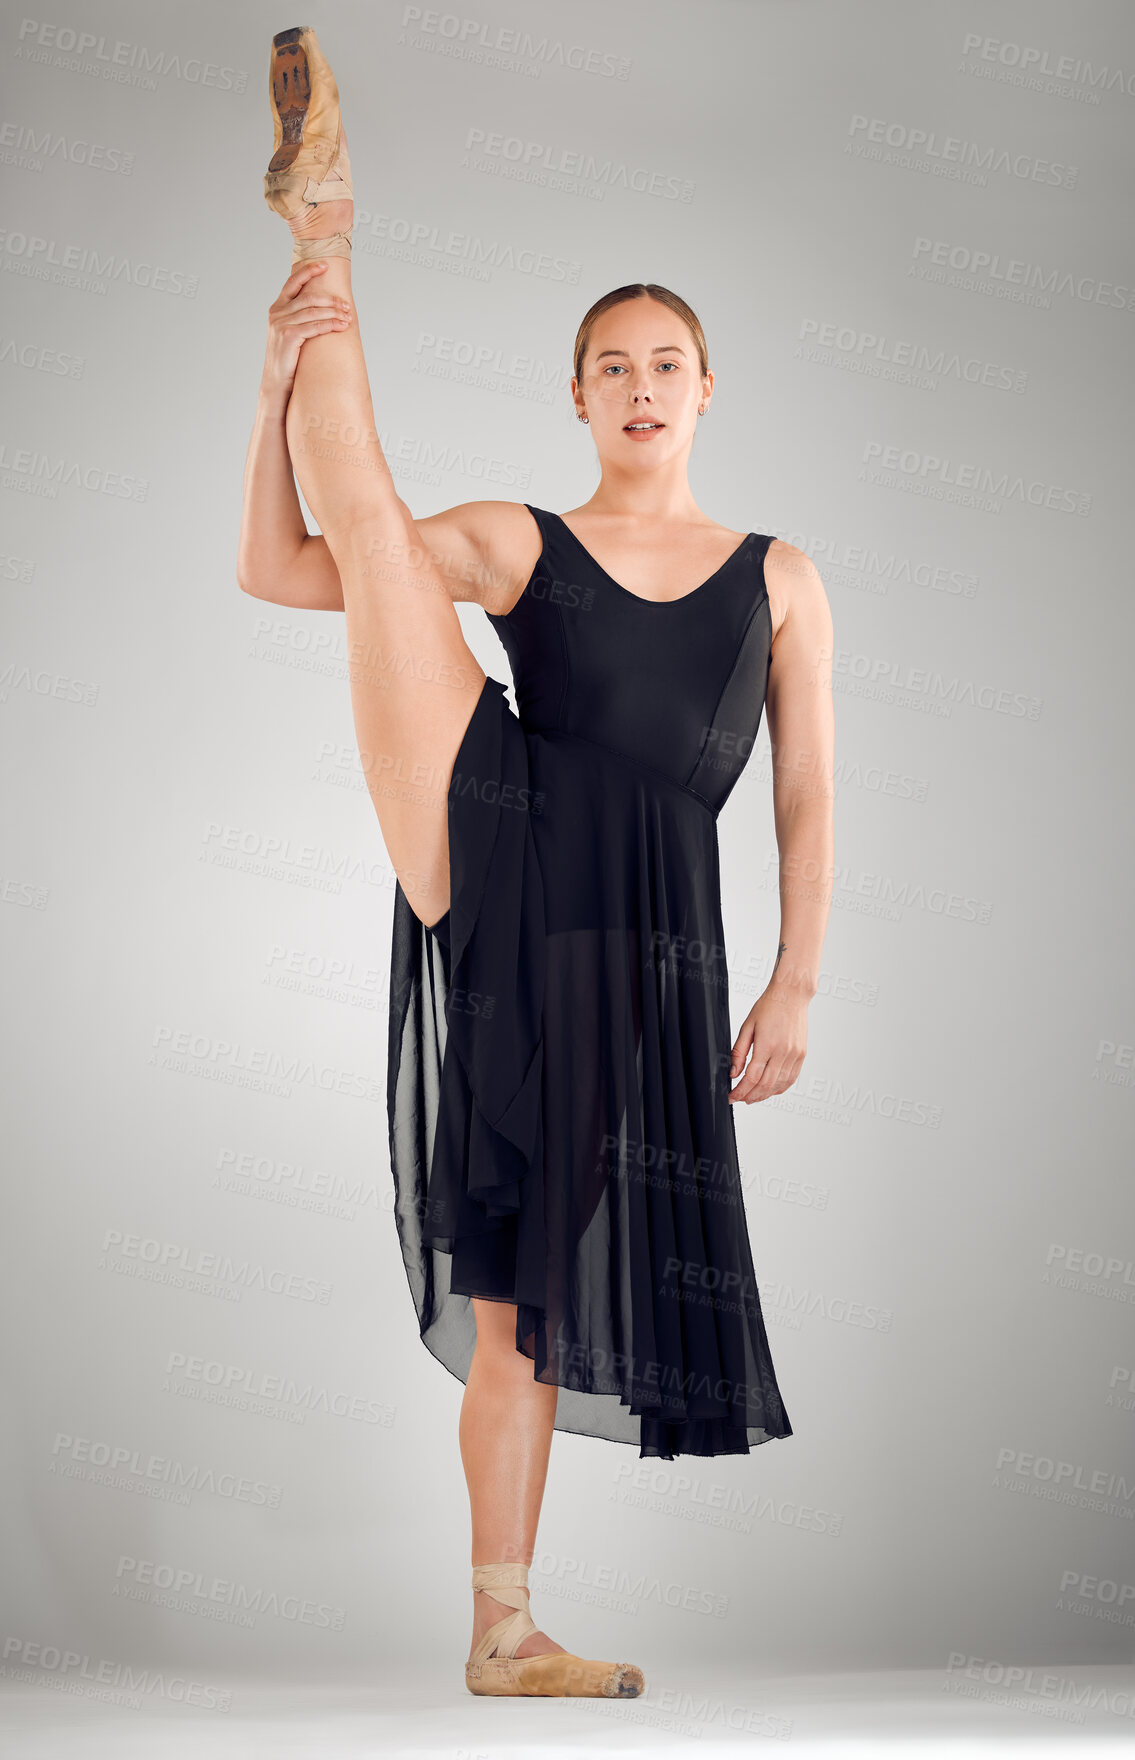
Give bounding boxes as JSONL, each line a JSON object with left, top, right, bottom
{"left": 623, "top": 421, "right": 665, "bottom": 431}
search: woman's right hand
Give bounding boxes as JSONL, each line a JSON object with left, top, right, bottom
{"left": 259, "top": 262, "right": 353, "bottom": 410}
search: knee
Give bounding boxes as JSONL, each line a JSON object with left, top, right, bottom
{"left": 472, "top": 1300, "right": 522, "bottom": 1359}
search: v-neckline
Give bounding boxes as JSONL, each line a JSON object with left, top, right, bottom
{"left": 551, "top": 511, "right": 754, "bottom": 607}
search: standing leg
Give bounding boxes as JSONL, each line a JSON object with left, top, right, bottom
{"left": 460, "top": 1300, "right": 565, "bottom": 1660}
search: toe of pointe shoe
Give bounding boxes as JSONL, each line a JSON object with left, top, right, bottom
{"left": 549, "top": 1653, "right": 645, "bottom": 1697}
{"left": 588, "top": 1659, "right": 645, "bottom": 1698}
{"left": 604, "top": 1661, "right": 645, "bottom": 1698}
{"left": 264, "top": 25, "right": 348, "bottom": 214}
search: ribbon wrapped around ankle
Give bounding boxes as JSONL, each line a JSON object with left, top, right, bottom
{"left": 470, "top": 1563, "right": 538, "bottom": 1664}
{"left": 264, "top": 129, "right": 354, "bottom": 265}
{"left": 290, "top": 230, "right": 352, "bottom": 264}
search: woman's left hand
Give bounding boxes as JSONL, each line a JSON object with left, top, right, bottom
{"left": 728, "top": 988, "right": 809, "bottom": 1103}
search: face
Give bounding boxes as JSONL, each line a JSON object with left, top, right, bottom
{"left": 573, "top": 297, "right": 712, "bottom": 463}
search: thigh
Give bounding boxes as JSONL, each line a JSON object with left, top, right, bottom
{"left": 331, "top": 509, "right": 487, "bottom": 927}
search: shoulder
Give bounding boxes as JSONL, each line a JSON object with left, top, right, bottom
{"left": 763, "top": 537, "right": 830, "bottom": 644}
{"left": 405, "top": 498, "right": 541, "bottom": 609}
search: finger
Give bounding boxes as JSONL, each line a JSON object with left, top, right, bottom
{"left": 764, "top": 1053, "right": 793, "bottom": 1098}
{"left": 728, "top": 1050, "right": 771, "bottom": 1104}
{"left": 767, "top": 1047, "right": 803, "bottom": 1099}
{"left": 278, "top": 311, "right": 350, "bottom": 330}
{"left": 287, "top": 322, "right": 352, "bottom": 345}
{"left": 765, "top": 1040, "right": 805, "bottom": 1095}
{"left": 291, "top": 293, "right": 351, "bottom": 311}
{"left": 281, "top": 261, "right": 329, "bottom": 298}
{"left": 736, "top": 1038, "right": 788, "bottom": 1102}
{"left": 279, "top": 303, "right": 352, "bottom": 326}
{"left": 772, "top": 1052, "right": 805, "bottom": 1096}
{"left": 294, "top": 297, "right": 353, "bottom": 317}
{"left": 729, "top": 1026, "right": 753, "bottom": 1078}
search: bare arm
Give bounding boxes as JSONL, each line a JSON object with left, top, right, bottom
{"left": 236, "top": 261, "right": 349, "bottom": 609}
{"left": 729, "top": 539, "right": 835, "bottom": 1102}
{"left": 236, "top": 428, "right": 535, "bottom": 612}
{"left": 237, "top": 398, "right": 347, "bottom": 609}
{"left": 236, "top": 266, "right": 539, "bottom": 612}
{"left": 763, "top": 540, "right": 836, "bottom": 1000}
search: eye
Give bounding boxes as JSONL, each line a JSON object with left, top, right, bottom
{"left": 656, "top": 361, "right": 679, "bottom": 372}
{"left": 602, "top": 364, "right": 626, "bottom": 375}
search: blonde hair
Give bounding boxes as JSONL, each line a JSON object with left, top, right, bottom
{"left": 572, "top": 283, "right": 709, "bottom": 386}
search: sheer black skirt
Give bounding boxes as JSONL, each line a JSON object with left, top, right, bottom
{"left": 387, "top": 676, "right": 793, "bottom": 1460}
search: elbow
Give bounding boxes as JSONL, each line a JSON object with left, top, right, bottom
{"left": 236, "top": 539, "right": 265, "bottom": 598}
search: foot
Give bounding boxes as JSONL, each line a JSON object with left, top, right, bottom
{"left": 264, "top": 27, "right": 353, "bottom": 262}
{"left": 471, "top": 1585, "right": 567, "bottom": 1661}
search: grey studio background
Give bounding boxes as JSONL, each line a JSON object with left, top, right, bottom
{"left": 3, "top": 0, "right": 1135, "bottom": 1746}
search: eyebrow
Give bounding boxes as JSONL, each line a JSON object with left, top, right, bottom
{"left": 593, "top": 345, "right": 688, "bottom": 360}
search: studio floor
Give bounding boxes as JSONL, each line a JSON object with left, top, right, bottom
{"left": 1, "top": 1662, "right": 1134, "bottom": 1756}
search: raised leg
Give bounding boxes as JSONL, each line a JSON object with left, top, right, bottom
{"left": 460, "top": 1299, "right": 565, "bottom": 1660}
{"left": 280, "top": 144, "right": 486, "bottom": 929}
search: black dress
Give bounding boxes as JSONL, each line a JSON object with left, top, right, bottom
{"left": 387, "top": 503, "right": 794, "bottom": 1460}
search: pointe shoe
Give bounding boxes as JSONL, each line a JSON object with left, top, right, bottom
{"left": 465, "top": 1562, "right": 645, "bottom": 1698}
{"left": 264, "top": 25, "right": 354, "bottom": 266}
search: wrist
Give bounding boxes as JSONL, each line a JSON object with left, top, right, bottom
{"left": 767, "top": 960, "right": 817, "bottom": 1001}
{"left": 256, "top": 385, "right": 290, "bottom": 422}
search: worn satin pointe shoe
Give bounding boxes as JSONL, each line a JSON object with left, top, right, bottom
{"left": 264, "top": 25, "right": 354, "bottom": 265}
{"left": 465, "top": 1562, "right": 645, "bottom": 1698}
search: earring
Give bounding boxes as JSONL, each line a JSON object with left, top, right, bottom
{"left": 578, "top": 414, "right": 589, "bottom": 423}
{"left": 698, "top": 405, "right": 706, "bottom": 415}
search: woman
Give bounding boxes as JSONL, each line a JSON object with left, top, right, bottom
{"left": 238, "top": 26, "right": 834, "bottom": 1700}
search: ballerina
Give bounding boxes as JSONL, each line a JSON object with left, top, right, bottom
{"left": 241, "top": 23, "right": 834, "bottom": 1699}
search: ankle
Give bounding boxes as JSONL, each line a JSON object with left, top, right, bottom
{"left": 288, "top": 196, "right": 354, "bottom": 240}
